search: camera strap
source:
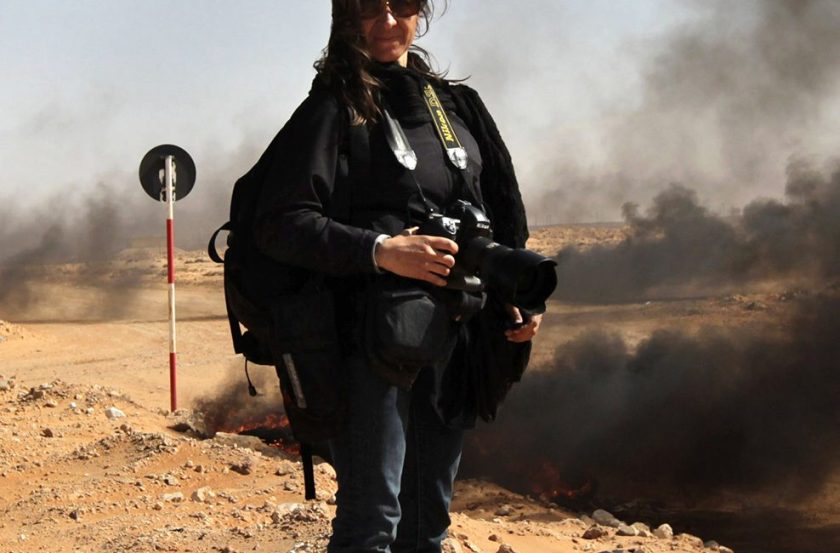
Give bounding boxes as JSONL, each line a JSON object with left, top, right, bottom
{"left": 379, "top": 82, "right": 482, "bottom": 214}
{"left": 421, "top": 82, "right": 468, "bottom": 171}
{"left": 421, "top": 82, "right": 483, "bottom": 208}
{"left": 381, "top": 104, "right": 438, "bottom": 216}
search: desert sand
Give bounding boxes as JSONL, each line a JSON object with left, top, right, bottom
{"left": 1, "top": 224, "right": 837, "bottom": 553}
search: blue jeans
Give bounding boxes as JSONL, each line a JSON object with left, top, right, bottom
{"left": 327, "top": 356, "right": 463, "bottom": 553}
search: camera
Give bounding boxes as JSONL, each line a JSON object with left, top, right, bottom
{"left": 418, "top": 200, "right": 557, "bottom": 313}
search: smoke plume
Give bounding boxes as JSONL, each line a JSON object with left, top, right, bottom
{"left": 192, "top": 362, "right": 284, "bottom": 437}
{"left": 461, "top": 291, "right": 840, "bottom": 501}
{"left": 462, "top": 161, "right": 840, "bottom": 506}
{"left": 553, "top": 160, "right": 840, "bottom": 303}
{"left": 526, "top": 0, "right": 840, "bottom": 223}
{"left": 0, "top": 137, "right": 262, "bottom": 320}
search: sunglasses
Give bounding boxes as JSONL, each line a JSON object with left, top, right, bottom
{"left": 359, "top": 0, "right": 424, "bottom": 19}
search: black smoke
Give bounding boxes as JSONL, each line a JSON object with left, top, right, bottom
{"left": 0, "top": 138, "right": 261, "bottom": 320}
{"left": 553, "top": 161, "right": 840, "bottom": 303}
{"left": 461, "top": 161, "right": 840, "bottom": 509}
{"left": 462, "top": 292, "right": 840, "bottom": 501}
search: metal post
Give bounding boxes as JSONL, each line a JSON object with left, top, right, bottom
{"left": 139, "top": 144, "right": 194, "bottom": 414}
{"left": 165, "top": 155, "right": 178, "bottom": 412}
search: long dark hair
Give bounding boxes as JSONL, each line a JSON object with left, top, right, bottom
{"left": 314, "top": 0, "right": 450, "bottom": 123}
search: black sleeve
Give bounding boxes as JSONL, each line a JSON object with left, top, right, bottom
{"left": 252, "top": 89, "right": 382, "bottom": 275}
{"left": 449, "top": 84, "right": 529, "bottom": 249}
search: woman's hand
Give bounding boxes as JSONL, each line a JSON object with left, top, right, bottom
{"left": 504, "top": 305, "right": 543, "bottom": 343}
{"left": 375, "top": 229, "right": 458, "bottom": 287}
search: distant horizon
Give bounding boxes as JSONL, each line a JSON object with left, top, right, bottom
{"left": 2, "top": 1, "right": 839, "bottom": 250}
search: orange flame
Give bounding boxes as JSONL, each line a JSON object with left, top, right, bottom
{"left": 530, "top": 459, "right": 595, "bottom": 502}
{"left": 221, "top": 413, "right": 300, "bottom": 455}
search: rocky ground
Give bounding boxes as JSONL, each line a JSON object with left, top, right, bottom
{"left": 0, "top": 376, "right": 731, "bottom": 553}
{"left": 0, "top": 224, "right": 830, "bottom": 552}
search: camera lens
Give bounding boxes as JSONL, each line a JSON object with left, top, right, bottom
{"left": 479, "top": 245, "right": 557, "bottom": 313}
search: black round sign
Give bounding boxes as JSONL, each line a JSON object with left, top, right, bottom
{"left": 139, "top": 144, "right": 196, "bottom": 201}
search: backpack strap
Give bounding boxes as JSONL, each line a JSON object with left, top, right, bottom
{"left": 207, "top": 221, "right": 248, "bottom": 358}
{"left": 330, "top": 115, "right": 370, "bottom": 224}
{"left": 298, "top": 113, "right": 369, "bottom": 503}
{"left": 207, "top": 222, "right": 230, "bottom": 264}
{"left": 301, "top": 442, "right": 316, "bottom": 500}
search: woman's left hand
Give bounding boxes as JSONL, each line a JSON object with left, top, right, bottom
{"left": 504, "top": 305, "right": 543, "bottom": 343}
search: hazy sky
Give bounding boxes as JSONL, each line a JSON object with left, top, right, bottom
{"left": 1, "top": 1, "right": 838, "bottom": 225}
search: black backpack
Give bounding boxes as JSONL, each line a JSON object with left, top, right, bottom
{"left": 207, "top": 92, "right": 368, "bottom": 498}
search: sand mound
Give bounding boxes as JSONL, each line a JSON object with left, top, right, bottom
{"left": 0, "top": 320, "right": 28, "bottom": 340}
{"left": 0, "top": 378, "right": 721, "bottom": 553}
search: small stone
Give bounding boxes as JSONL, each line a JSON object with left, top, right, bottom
{"left": 184, "top": 460, "right": 194, "bottom": 468}
{"left": 464, "top": 541, "right": 482, "bottom": 553}
{"left": 488, "top": 534, "right": 499, "bottom": 542}
{"left": 153, "top": 502, "right": 164, "bottom": 510}
{"left": 631, "top": 522, "right": 652, "bottom": 537}
{"left": 653, "top": 523, "right": 674, "bottom": 539}
{"left": 0, "top": 380, "right": 11, "bottom": 392}
{"left": 230, "top": 458, "right": 256, "bottom": 475}
{"left": 41, "top": 428, "right": 55, "bottom": 438}
{"left": 105, "top": 407, "right": 126, "bottom": 419}
{"left": 582, "top": 526, "right": 609, "bottom": 539}
{"left": 317, "top": 463, "right": 336, "bottom": 479}
{"left": 592, "top": 509, "right": 621, "bottom": 528}
{"left": 617, "top": 523, "right": 638, "bottom": 536}
{"left": 163, "top": 474, "right": 179, "bottom": 486}
{"left": 495, "top": 545, "right": 516, "bottom": 553}
{"left": 441, "top": 538, "right": 463, "bottom": 553}
{"left": 191, "top": 487, "right": 215, "bottom": 503}
{"left": 161, "top": 492, "right": 184, "bottom": 503}
{"left": 495, "top": 504, "right": 514, "bottom": 516}
{"left": 69, "top": 402, "right": 78, "bottom": 409}
{"left": 676, "top": 533, "right": 704, "bottom": 548}
{"left": 45, "top": 400, "right": 58, "bottom": 408}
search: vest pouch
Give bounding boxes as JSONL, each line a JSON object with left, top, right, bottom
{"left": 269, "top": 289, "right": 347, "bottom": 444}
{"left": 364, "top": 275, "right": 456, "bottom": 389}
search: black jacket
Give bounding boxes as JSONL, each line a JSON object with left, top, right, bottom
{"left": 252, "top": 68, "right": 531, "bottom": 425}
{"left": 252, "top": 70, "right": 528, "bottom": 273}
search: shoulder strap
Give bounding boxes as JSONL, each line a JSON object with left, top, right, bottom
{"left": 447, "top": 84, "right": 529, "bottom": 249}
{"left": 329, "top": 112, "right": 370, "bottom": 224}
{"left": 409, "top": 82, "right": 480, "bottom": 208}
{"left": 301, "top": 442, "right": 316, "bottom": 500}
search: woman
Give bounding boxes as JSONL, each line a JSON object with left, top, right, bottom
{"left": 253, "top": 1, "right": 542, "bottom": 551}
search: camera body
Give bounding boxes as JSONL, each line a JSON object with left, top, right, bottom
{"left": 418, "top": 200, "right": 492, "bottom": 292}
{"left": 417, "top": 200, "right": 557, "bottom": 313}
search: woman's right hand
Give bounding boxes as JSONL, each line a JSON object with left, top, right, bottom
{"left": 374, "top": 229, "right": 458, "bottom": 287}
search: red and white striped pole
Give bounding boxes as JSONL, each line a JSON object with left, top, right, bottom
{"left": 164, "top": 155, "right": 178, "bottom": 412}
{"left": 139, "top": 144, "right": 194, "bottom": 414}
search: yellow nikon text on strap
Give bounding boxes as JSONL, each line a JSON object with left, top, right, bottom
{"left": 422, "top": 83, "right": 469, "bottom": 170}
